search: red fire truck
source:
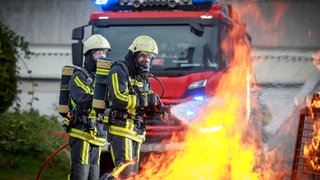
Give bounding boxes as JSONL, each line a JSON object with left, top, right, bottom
{"left": 71, "top": 0, "right": 251, "bottom": 173}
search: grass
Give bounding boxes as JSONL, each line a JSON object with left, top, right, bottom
{"left": 0, "top": 146, "right": 70, "bottom": 180}
{"left": 0, "top": 109, "right": 71, "bottom": 180}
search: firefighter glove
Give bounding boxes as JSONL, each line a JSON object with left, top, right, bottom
{"left": 147, "top": 93, "right": 160, "bottom": 106}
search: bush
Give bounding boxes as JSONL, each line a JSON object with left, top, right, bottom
{"left": 0, "top": 109, "right": 70, "bottom": 179}
{"left": 0, "top": 21, "right": 31, "bottom": 113}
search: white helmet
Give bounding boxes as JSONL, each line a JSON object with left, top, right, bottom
{"left": 128, "top": 35, "right": 158, "bottom": 55}
{"left": 83, "top": 34, "right": 111, "bottom": 55}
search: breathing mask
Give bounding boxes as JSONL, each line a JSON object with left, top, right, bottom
{"left": 137, "top": 52, "right": 153, "bottom": 79}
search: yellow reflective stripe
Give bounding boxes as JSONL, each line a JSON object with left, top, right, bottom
{"left": 103, "top": 115, "right": 109, "bottom": 124}
{"left": 131, "top": 79, "right": 144, "bottom": 87}
{"left": 88, "top": 109, "right": 96, "bottom": 119}
{"left": 127, "top": 95, "right": 133, "bottom": 109}
{"left": 82, "top": 141, "right": 89, "bottom": 164}
{"left": 70, "top": 98, "right": 75, "bottom": 108}
{"left": 74, "top": 76, "right": 92, "bottom": 94}
{"left": 112, "top": 73, "right": 128, "bottom": 102}
{"left": 127, "top": 119, "right": 134, "bottom": 131}
{"left": 127, "top": 95, "right": 137, "bottom": 109}
{"left": 125, "top": 138, "right": 133, "bottom": 161}
{"left": 110, "top": 146, "right": 116, "bottom": 167}
{"left": 137, "top": 142, "right": 142, "bottom": 161}
{"left": 112, "top": 73, "right": 136, "bottom": 109}
{"left": 69, "top": 128, "right": 107, "bottom": 146}
{"left": 96, "top": 68, "right": 110, "bottom": 75}
{"left": 97, "top": 146, "right": 102, "bottom": 165}
{"left": 108, "top": 125, "right": 145, "bottom": 143}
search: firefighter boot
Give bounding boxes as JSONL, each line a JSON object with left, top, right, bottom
{"left": 119, "top": 164, "right": 136, "bottom": 179}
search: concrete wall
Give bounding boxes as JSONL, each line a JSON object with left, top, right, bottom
{"left": 0, "top": 0, "right": 99, "bottom": 45}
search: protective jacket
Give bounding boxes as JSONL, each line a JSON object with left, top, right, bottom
{"left": 108, "top": 52, "right": 151, "bottom": 143}
{"left": 68, "top": 65, "right": 107, "bottom": 147}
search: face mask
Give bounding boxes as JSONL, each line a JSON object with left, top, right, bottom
{"left": 137, "top": 52, "right": 153, "bottom": 79}
{"left": 92, "top": 49, "right": 109, "bottom": 64}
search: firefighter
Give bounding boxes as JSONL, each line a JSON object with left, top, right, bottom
{"left": 68, "top": 34, "right": 111, "bottom": 180}
{"left": 107, "top": 35, "right": 160, "bottom": 179}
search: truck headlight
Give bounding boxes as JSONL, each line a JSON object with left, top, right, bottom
{"left": 188, "top": 79, "right": 207, "bottom": 89}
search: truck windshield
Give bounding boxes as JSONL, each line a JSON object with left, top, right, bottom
{"left": 95, "top": 25, "right": 223, "bottom": 76}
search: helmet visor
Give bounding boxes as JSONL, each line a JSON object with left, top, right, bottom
{"left": 138, "top": 52, "right": 154, "bottom": 62}
{"left": 92, "top": 49, "right": 110, "bottom": 58}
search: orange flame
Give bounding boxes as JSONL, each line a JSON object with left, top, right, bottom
{"left": 111, "top": 160, "right": 136, "bottom": 178}
{"left": 304, "top": 93, "right": 320, "bottom": 171}
{"left": 129, "top": 2, "right": 289, "bottom": 180}
{"left": 304, "top": 120, "right": 320, "bottom": 171}
{"left": 133, "top": 19, "right": 258, "bottom": 180}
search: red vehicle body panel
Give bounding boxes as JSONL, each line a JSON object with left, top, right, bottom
{"left": 150, "top": 71, "right": 224, "bottom": 104}
{"left": 90, "top": 4, "right": 224, "bottom": 20}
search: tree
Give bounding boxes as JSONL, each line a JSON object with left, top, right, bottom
{"left": 0, "top": 21, "right": 31, "bottom": 113}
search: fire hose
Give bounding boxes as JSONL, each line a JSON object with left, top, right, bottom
{"left": 36, "top": 142, "right": 69, "bottom": 180}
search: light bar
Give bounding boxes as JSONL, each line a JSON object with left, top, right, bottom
{"left": 193, "top": 0, "right": 217, "bottom": 4}
{"left": 95, "top": 0, "right": 108, "bottom": 5}
{"left": 98, "top": 0, "right": 217, "bottom": 11}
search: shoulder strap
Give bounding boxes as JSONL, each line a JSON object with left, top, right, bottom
{"left": 75, "top": 66, "right": 93, "bottom": 86}
{"left": 113, "top": 61, "right": 134, "bottom": 93}
{"left": 114, "top": 61, "right": 129, "bottom": 77}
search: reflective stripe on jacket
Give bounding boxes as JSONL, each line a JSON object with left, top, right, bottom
{"left": 108, "top": 119, "right": 145, "bottom": 143}
{"left": 69, "top": 128, "right": 107, "bottom": 147}
{"left": 69, "top": 70, "right": 94, "bottom": 115}
{"left": 108, "top": 63, "right": 148, "bottom": 110}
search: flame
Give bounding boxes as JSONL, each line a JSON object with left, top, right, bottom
{"left": 111, "top": 160, "right": 136, "bottom": 178}
{"left": 134, "top": 18, "right": 260, "bottom": 180}
{"left": 304, "top": 94, "right": 320, "bottom": 171}
{"left": 125, "top": 2, "right": 290, "bottom": 179}
{"left": 304, "top": 120, "right": 320, "bottom": 171}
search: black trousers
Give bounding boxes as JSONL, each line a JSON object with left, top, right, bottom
{"left": 108, "top": 133, "right": 142, "bottom": 179}
{"left": 69, "top": 136, "right": 102, "bottom": 180}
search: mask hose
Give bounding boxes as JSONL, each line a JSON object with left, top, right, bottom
{"left": 148, "top": 73, "right": 164, "bottom": 98}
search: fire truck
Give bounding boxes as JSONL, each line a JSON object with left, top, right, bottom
{"left": 71, "top": 0, "right": 251, "bottom": 174}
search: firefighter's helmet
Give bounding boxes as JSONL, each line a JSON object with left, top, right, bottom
{"left": 128, "top": 35, "right": 158, "bottom": 55}
{"left": 83, "top": 34, "right": 111, "bottom": 55}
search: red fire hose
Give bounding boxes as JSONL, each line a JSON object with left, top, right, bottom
{"left": 36, "top": 142, "right": 69, "bottom": 180}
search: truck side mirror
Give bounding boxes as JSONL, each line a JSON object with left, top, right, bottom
{"left": 72, "top": 27, "right": 84, "bottom": 66}
{"left": 72, "top": 27, "right": 84, "bottom": 40}
{"left": 72, "top": 43, "right": 83, "bottom": 66}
